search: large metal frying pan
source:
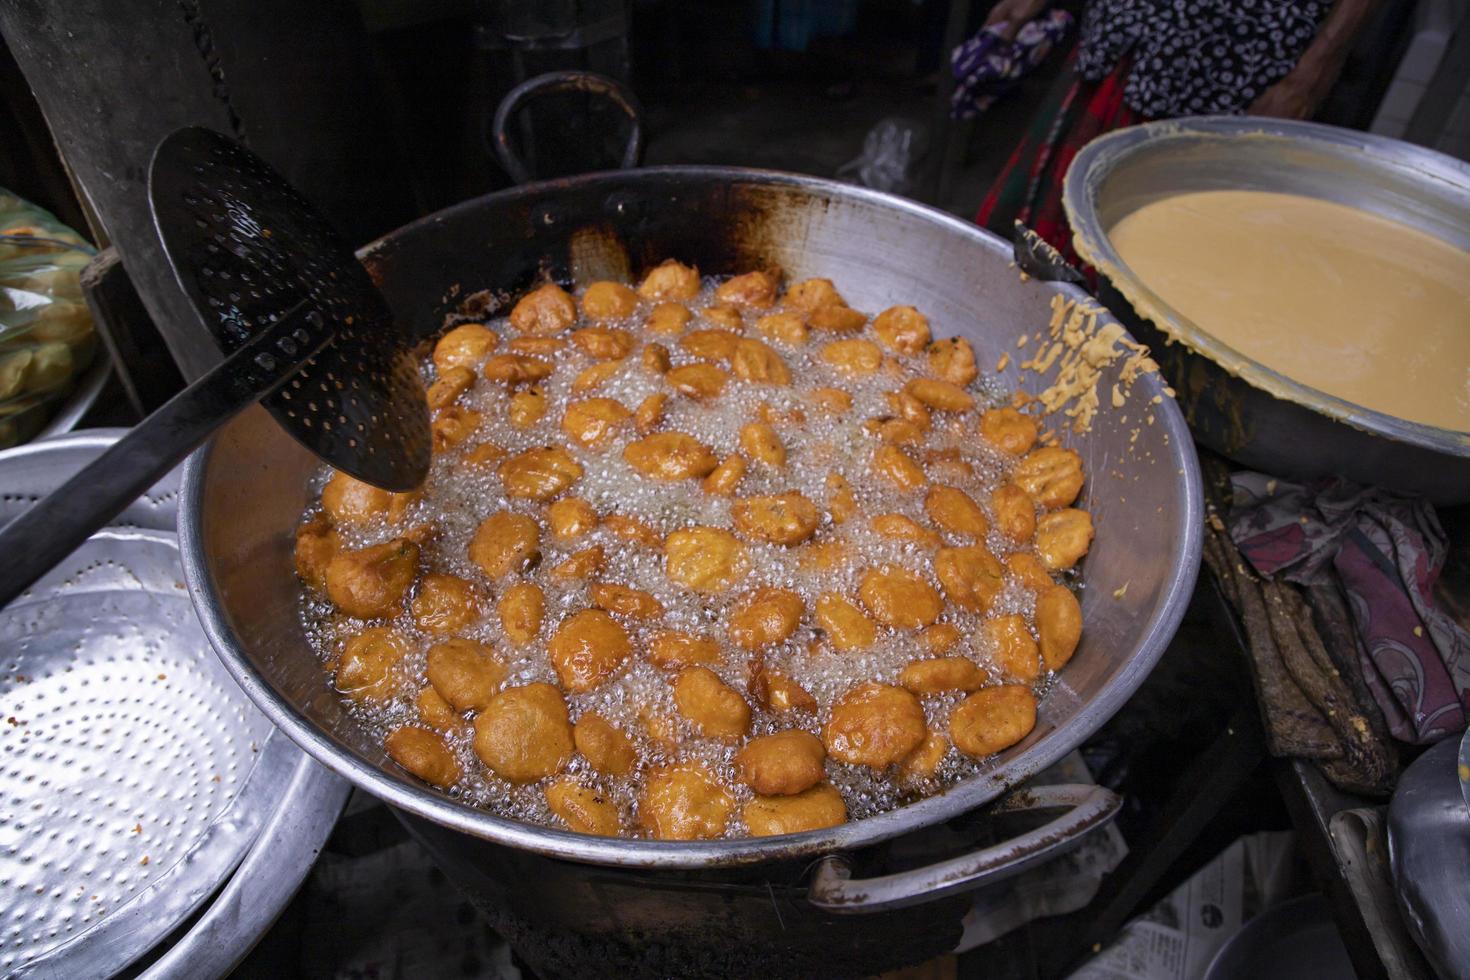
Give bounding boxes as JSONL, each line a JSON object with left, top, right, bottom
{"left": 177, "top": 168, "right": 1201, "bottom": 893}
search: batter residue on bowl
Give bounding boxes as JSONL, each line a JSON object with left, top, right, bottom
{"left": 1108, "top": 189, "right": 1470, "bottom": 432}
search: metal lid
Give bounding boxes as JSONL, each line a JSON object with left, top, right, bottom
{"left": 0, "top": 430, "right": 347, "bottom": 979}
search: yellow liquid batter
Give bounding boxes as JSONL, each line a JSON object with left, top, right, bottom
{"left": 1109, "top": 189, "right": 1470, "bottom": 432}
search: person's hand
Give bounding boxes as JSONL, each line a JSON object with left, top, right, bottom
{"left": 1248, "top": 59, "right": 1339, "bottom": 119}
{"left": 983, "top": 0, "right": 1049, "bottom": 40}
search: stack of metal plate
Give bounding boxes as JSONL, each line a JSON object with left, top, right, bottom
{"left": 0, "top": 430, "right": 348, "bottom": 979}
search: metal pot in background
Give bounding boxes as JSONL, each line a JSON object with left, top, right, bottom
{"left": 1202, "top": 894, "right": 1355, "bottom": 980}
{"left": 179, "top": 167, "right": 1201, "bottom": 977}
{"left": 1064, "top": 117, "right": 1470, "bottom": 505}
{"left": 1388, "top": 734, "right": 1470, "bottom": 979}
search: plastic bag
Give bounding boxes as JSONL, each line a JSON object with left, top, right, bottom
{"left": 836, "top": 117, "right": 928, "bottom": 195}
{"left": 0, "top": 190, "right": 98, "bottom": 448}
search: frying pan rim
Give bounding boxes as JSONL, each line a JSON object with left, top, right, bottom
{"left": 180, "top": 166, "right": 1203, "bottom": 870}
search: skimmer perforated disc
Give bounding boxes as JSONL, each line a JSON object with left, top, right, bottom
{"left": 149, "top": 127, "right": 428, "bottom": 491}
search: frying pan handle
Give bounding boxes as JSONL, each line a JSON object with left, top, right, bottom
{"left": 490, "top": 70, "right": 645, "bottom": 185}
{"left": 805, "top": 783, "right": 1121, "bottom": 913}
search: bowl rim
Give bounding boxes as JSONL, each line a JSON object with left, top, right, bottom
{"left": 1064, "top": 115, "right": 1470, "bottom": 457}
{"left": 179, "top": 164, "right": 1203, "bottom": 869}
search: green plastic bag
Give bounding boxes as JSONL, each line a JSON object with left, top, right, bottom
{"left": 0, "top": 189, "right": 98, "bottom": 448}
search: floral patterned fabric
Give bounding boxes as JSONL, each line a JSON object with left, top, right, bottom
{"left": 1229, "top": 473, "right": 1470, "bottom": 744}
{"left": 1075, "top": 0, "right": 1328, "bottom": 117}
{"left": 950, "top": 10, "right": 1075, "bottom": 119}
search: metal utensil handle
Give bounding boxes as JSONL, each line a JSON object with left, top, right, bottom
{"left": 806, "top": 783, "right": 1121, "bottom": 914}
{"left": 1011, "top": 220, "right": 1086, "bottom": 285}
{"left": 490, "top": 69, "right": 645, "bottom": 185}
{"left": 0, "top": 308, "right": 326, "bottom": 608}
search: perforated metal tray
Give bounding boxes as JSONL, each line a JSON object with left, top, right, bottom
{"left": 0, "top": 430, "right": 348, "bottom": 979}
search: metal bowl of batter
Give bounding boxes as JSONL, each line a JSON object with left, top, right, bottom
{"left": 1065, "top": 116, "right": 1470, "bottom": 503}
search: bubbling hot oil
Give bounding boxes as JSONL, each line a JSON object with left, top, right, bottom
{"left": 300, "top": 275, "right": 1076, "bottom": 837}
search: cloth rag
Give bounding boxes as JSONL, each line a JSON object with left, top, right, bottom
{"left": 1229, "top": 473, "right": 1470, "bottom": 743}
{"left": 950, "top": 10, "right": 1073, "bottom": 119}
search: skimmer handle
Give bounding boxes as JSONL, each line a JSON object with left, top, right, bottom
{"left": 0, "top": 307, "right": 327, "bottom": 609}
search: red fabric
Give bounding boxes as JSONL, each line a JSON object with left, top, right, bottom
{"left": 976, "top": 55, "right": 1144, "bottom": 268}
